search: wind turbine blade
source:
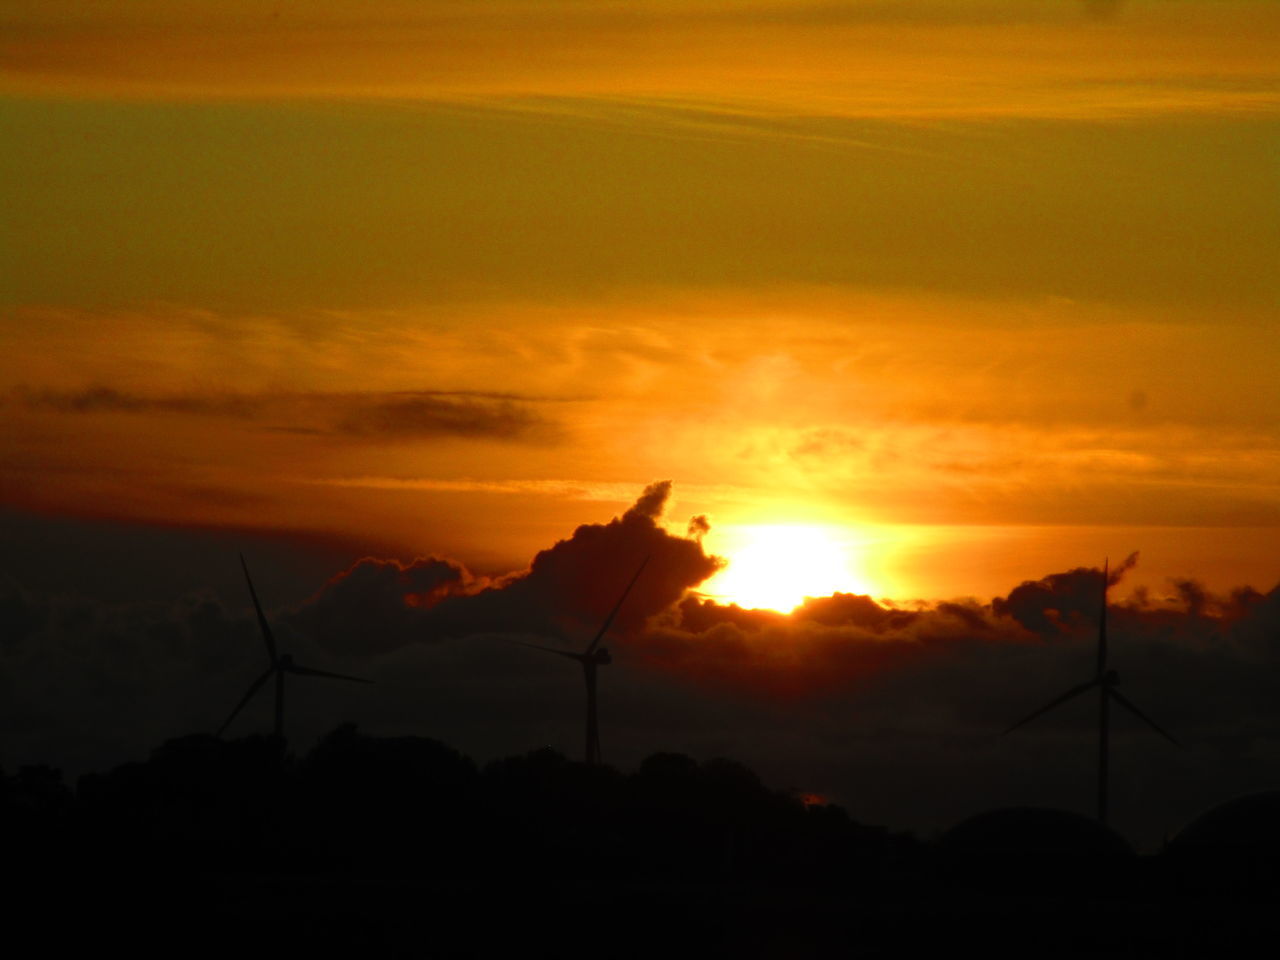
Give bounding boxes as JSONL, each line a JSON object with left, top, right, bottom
{"left": 286, "top": 662, "right": 374, "bottom": 684}
{"left": 1097, "top": 557, "right": 1109, "bottom": 678}
{"left": 240, "top": 553, "right": 278, "bottom": 664}
{"left": 507, "top": 639, "right": 585, "bottom": 662}
{"left": 584, "top": 555, "right": 650, "bottom": 656}
{"left": 216, "top": 668, "right": 274, "bottom": 738}
{"left": 1003, "top": 679, "right": 1100, "bottom": 735}
{"left": 1109, "top": 689, "right": 1184, "bottom": 748}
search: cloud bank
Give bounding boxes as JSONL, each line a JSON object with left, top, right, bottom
{"left": 1, "top": 484, "right": 1277, "bottom": 848}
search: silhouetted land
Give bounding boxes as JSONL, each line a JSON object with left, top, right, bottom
{"left": 4, "top": 728, "right": 1278, "bottom": 957}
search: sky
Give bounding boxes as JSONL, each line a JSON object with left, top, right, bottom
{"left": 1, "top": 1, "right": 1278, "bottom": 846}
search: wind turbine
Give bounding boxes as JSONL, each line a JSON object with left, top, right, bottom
{"left": 1004, "top": 559, "right": 1182, "bottom": 825}
{"left": 218, "top": 553, "right": 372, "bottom": 742}
{"left": 514, "top": 556, "right": 650, "bottom": 765}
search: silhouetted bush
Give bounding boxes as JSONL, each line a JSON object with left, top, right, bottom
{"left": 12, "top": 728, "right": 1280, "bottom": 956}
{"left": 292, "top": 722, "right": 481, "bottom": 875}
{"left": 1, "top": 763, "right": 74, "bottom": 870}
{"left": 931, "top": 807, "right": 1135, "bottom": 896}
{"left": 1163, "top": 791, "right": 1280, "bottom": 894}
{"left": 75, "top": 734, "right": 288, "bottom": 872}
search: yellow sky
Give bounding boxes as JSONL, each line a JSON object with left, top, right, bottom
{"left": 1, "top": 0, "right": 1277, "bottom": 601}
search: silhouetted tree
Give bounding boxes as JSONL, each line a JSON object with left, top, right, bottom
{"left": 292, "top": 723, "right": 480, "bottom": 875}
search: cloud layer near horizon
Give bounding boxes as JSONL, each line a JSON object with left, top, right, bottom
{"left": 289, "top": 480, "right": 722, "bottom": 655}
{"left": 2, "top": 484, "right": 1278, "bottom": 847}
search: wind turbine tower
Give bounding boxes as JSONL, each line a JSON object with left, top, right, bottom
{"left": 1004, "top": 559, "right": 1182, "bottom": 824}
{"left": 516, "top": 556, "right": 650, "bottom": 765}
{"left": 218, "top": 554, "right": 372, "bottom": 742}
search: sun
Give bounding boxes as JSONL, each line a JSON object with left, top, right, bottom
{"left": 700, "top": 524, "right": 877, "bottom": 613}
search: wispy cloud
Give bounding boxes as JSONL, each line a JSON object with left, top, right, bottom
{"left": 13, "top": 385, "right": 562, "bottom": 443}
{"left": 15, "top": 385, "right": 259, "bottom": 418}
{"left": 289, "top": 475, "right": 756, "bottom": 504}
{"left": 3, "top": 1, "right": 1275, "bottom": 120}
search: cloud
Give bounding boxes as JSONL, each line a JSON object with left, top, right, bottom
{"left": 16, "top": 385, "right": 259, "bottom": 418}
{"left": 623, "top": 555, "right": 1280, "bottom": 712}
{"left": 1108, "top": 551, "right": 1141, "bottom": 585}
{"left": 990, "top": 553, "right": 1137, "bottom": 637}
{"left": 288, "top": 556, "right": 483, "bottom": 656}
{"left": 15, "top": 385, "right": 558, "bottom": 443}
{"left": 332, "top": 392, "right": 553, "bottom": 442}
{"left": 993, "top": 567, "right": 1105, "bottom": 637}
{"left": 448, "top": 480, "right": 724, "bottom": 638}
{"left": 289, "top": 480, "right": 724, "bottom": 655}
{"left": 1081, "top": 0, "right": 1123, "bottom": 20}
{"left": 0, "top": 580, "right": 280, "bottom": 771}
{"left": 4, "top": 0, "right": 1274, "bottom": 120}
{"left": 0, "top": 575, "right": 47, "bottom": 653}
{"left": 2, "top": 492, "right": 1280, "bottom": 849}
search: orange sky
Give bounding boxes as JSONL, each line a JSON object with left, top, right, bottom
{"left": 1, "top": 0, "right": 1277, "bottom": 603}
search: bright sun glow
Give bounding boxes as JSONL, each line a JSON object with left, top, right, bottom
{"left": 701, "top": 524, "right": 877, "bottom": 613}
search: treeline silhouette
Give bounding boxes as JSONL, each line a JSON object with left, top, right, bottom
{"left": 4, "top": 729, "right": 1278, "bottom": 957}
{"left": 6, "top": 727, "right": 902, "bottom": 886}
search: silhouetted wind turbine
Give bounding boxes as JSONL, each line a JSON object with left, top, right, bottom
{"left": 218, "top": 553, "right": 372, "bottom": 742}
{"left": 514, "top": 556, "right": 650, "bottom": 765}
{"left": 1004, "top": 559, "right": 1182, "bottom": 825}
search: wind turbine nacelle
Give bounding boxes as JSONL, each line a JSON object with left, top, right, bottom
{"left": 594, "top": 649, "right": 612, "bottom": 665}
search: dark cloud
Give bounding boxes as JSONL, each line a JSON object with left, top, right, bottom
{"left": 624, "top": 566, "right": 1280, "bottom": 847}
{"left": 14, "top": 385, "right": 558, "bottom": 443}
{"left": 0, "top": 575, "right": 47, "bottom": 653}
{"left": 626, "top": 480, "right": 673, "bottom": 523}
{"left": 1082, "top": 0, "right": 1123, "bottom": 21}
{"left": 2, "top": 494, "right": 1279, "bottom": 851}
{"left": 332, "top": 392, "right": 553, "bottom": 442}
{"left": 993, "top": 569, "right": 1098, "bottom": 636}
{"left": 635, "top": 563, "right": 1280, "bottom": 747}
{"left": 1109, "top": 551, "right": 1140, "bottom": 585}
{"left": 1171, "top": 578, "right": 1210, "bottom": 619}
{"left": 289, "top": 556, "right": 482, "bottom": 656}
{"left": 704, "top": 1, "right": 1126, "bottom": 28}
{"left": 935, "top": 600, "right": 991, "bottom": 632}
{"left": 435, "top": 480, "right": 722, "bottom": 641}
{"left": 796, "top": 592, "right": 917, "bottom": 631}
{"left": 991, "top": 553, "right": 1137, "bottom": 637}
{"left": 0, "top": 585, "right": 259, "bottom": 770}
{"left": 17, "top": 385, "right": 258, "bottom": 418}
{"left": 673, "top": 597, "right": 787, "bottom": 637}
{"left": 290, "top": 480, "right": 724, "bottom": 655}
{"left": 632, "top": 552, "right": 1279, "bottom": 709}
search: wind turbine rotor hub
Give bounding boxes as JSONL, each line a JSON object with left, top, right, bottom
{"left": 595, "top": 648, "right": 612, "bottom": 665}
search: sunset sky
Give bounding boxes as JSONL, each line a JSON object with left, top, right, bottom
{"left": 1, "top": 1, "right": 1277, "bottom": 841}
